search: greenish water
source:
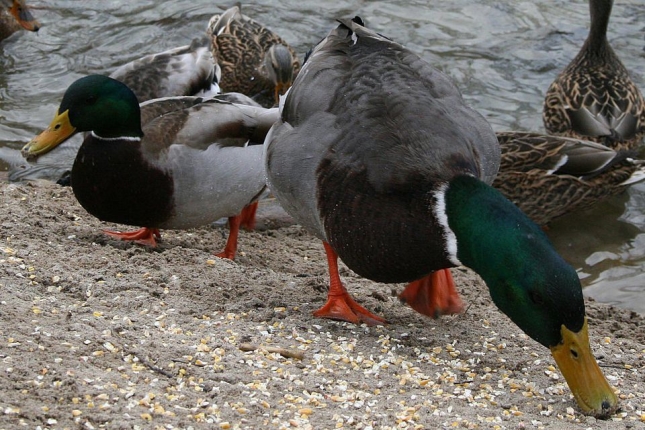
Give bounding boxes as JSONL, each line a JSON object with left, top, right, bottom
{"left": 1, "top": 0, "right": 644, "bottom": 313}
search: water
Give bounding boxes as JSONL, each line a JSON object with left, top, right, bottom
{"left": 1, "top": 0, "right": 644, "bottom": 313}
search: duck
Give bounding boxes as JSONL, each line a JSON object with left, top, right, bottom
{"left": 2, "top": 39, "right": 221, "bottom": 184}
{"left": 494, "top": 131, "right": 645, "bottom": 226}
{"left": 207, "top": 5, "right": 300, "bottom": 108}
{"left": 543, "top": 0, "right": 645, "bottom": 151}
{"left": 0, "top": 0, "right": 39, "bottom": 42}
{"left": 264, "top": 17, "right": 618, "bottom": 418}
{"left": 21, "top": 75, "right": 278, "bottom": 258}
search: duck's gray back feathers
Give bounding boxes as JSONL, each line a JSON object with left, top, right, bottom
{"left": 266, "top": 18, "right": 499, "bottom": 242}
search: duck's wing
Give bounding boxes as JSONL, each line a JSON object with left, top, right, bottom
{"left": 139, "top": 96, "right": 278, "bottom": 155}
{"left": 496, "top": 131, "right": 618, "bottom": 176}
{"left": 494, "top": 131, "right": 645, "bottom": 225}
{"left": 281, "top": 18, "right": 499, "bottom": 187}
{"left": 109, "top": 38, "right": 219, "bottom": 103}
{"left": 544, "top": 69, "right": 645, "bottom": 143}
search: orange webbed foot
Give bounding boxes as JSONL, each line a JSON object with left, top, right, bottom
{"left": 313, "top": 242, "right": 387, "bottom": 326}
{"left": 103, "top": 227, "right": 161, "bottom": 247}
{"left": 313, "top": 290, "right": 387, "bottom": 326}
{"left": 399, "top": 269, "right": 464, "bottom": 318}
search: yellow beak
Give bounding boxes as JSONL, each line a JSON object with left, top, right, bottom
{"left": 550, "top": 317, "right": 618, "bottom": 418}
{"left": 21, "top": 110, "right": 76, "bottom": 160}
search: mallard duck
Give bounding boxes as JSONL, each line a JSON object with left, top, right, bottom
{"left": 21, "top": 75, "right": 278, "bottom": 258}
{"left": 0, "top": 0, "right": 39, "bottom": 42}
{"left": 494, "top": 131, "right": 645, "bottom": 226}
{"left": 543, "top": 0, "right": 645, "bottom": 150}
{"left": 265, "top": 17, "right": 617, "bottom": 417}
{"left": 207, "top": 5, "right": 300, "bottom": 108}
{"left": 2, "top": 40, "right": 221, "bottom": 184}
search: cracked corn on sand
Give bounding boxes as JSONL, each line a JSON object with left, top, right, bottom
{"left": 0, "top": 180, "right": 644, "bottom": 429}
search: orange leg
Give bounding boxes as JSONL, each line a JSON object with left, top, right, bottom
{"left": 239, "top": 201, "right": 258, "bottom": 231}
{"left": 215, "top": 214, "right": 242, "bottom": 260}
{"left": 313, "top": 242, "right": 387, "bottom": 326}
{"left": 103, "top": 227, "right": 161, "bottom": 247}
{"left": 398, "top": 269, "right": 464, "bottom": 318}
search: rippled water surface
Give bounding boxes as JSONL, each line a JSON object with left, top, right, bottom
{"left": 1, "top": 0, "right": 644, "bottom": 313}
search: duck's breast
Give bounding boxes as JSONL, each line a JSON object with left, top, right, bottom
{"left": 72, "top": 137, "right": 174, "bottom": 228}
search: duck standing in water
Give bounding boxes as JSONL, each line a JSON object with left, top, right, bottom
{"left": 22, "top": 75, "right": 277, "bottom": 258}
{"left": 543, "top": 0, "right": 645, "bottom": 150}
{"left": 265, "top": 17, "right": 618, "bottom": 417}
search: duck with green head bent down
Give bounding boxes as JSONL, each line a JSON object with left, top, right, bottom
{"left": 22, "top": 75, "right": 278, "bottom": 258}
{"left": 264, "top": 17, "right": 618, "bottom": 418}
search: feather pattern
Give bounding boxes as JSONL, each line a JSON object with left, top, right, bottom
{"left": 543, "top": 0, "right": 645, "bottom": 150}
{"left": 493, "top": 131, "right": 645, "bottom": 225}
{"left": 207, "top": 5, "right": 300, "bottom": 108}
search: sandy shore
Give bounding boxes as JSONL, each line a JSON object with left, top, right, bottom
{"left": 0, "top": 180, "right": 643, "bottom": 429}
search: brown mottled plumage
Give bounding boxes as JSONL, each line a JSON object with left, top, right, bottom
{"left": 207, "top": 5, "right": 300, "bottom": 108}
{"left": 493, "top": 131, "right": 645, "bottom": 226}
{"left": 543, "top": 0, "right": 645, "bottom": 150}
{"left": 0, "top": 0, "right": 39, "bottom": 42}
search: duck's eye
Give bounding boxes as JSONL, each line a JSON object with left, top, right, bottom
{"left": 528, "top": 290, "right": 544, "bottom": 305}
{"left": 85, "top": 95, "right": 98, "bottom": 105}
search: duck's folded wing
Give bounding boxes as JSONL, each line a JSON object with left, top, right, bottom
{"left": 139, "top": 96, "right": 278, "bottom": 154}
{"left": 110, "top": 39, "right": 218, "bottom": 103}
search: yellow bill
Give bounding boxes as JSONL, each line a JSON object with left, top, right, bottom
{"left": 550, "top": 317, "right": 618, "bottom": 418}
{"left": 21, "top": 110, "right": 76, "bottom": 160}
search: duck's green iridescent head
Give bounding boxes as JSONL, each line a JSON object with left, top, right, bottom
{"left": 22, "top": 75, "right": 143, "bottom": 159}
{"left": 442, "top": 174, "right": 617, "bottom": 418}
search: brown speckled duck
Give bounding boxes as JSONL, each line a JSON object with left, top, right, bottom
{"left": 207, "top": 5, "right": 300, "bottom": 108}
{"left": 0, "top": 0, "right": 39, "bottom": 42}
{"left": 265, "top": 17, "right": 617, "bottom": 418}
{"left": 21, "top": 75, "right": 277, "bottom": 258}
{"left": 543, "top": 0, "right": 645, "bottom": 150}
{"left": 494, "top": 131, "right": 645, "bottom": 226}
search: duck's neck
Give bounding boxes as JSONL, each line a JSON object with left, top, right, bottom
{"left": 441, "top": 176, "right": 549, "bottom": 282}
{"left": 582, "top": 0, "right": 613, "bottom": 59}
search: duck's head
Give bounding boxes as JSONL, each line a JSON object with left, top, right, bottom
{"left": 22, "top": 75, "right": 143, "bottom": 160}
{"left": 442, "top": 175, "right": 618, "bottom": 418}
{"left": 264, "top": 44, "right": 295, "bottom": 105}
{"left": 6, "top": 0, "right": 40, "bottom": 32}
